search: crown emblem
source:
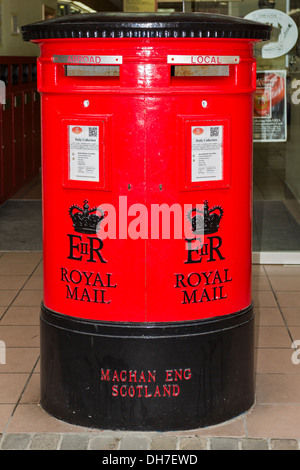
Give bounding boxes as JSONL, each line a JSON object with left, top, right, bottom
{"left": 187, "top": 201, "right": 224, "bottom": 235}
{"left": 69, "top": 200, "right": 105, "bottom": 234}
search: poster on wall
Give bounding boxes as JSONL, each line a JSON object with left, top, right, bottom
{"left": 253, "top": 70, "right": 287, "bottom": 142}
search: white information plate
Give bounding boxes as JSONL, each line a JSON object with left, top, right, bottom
{"left": 191, "top": 125, "right": 224, "bottom": 183}
{"left": 53, "top": 55, "right": 122, "bottom": 65}
{"left": 168, "top": 55, "right": 239, "bottom": 65}
{"left": 69, "top": 125, "right": 100, "bottom": 182}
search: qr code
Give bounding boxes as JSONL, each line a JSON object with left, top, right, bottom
{"left": 89, "top": 127, "right": 98, "bottom": 137}
{"left": 210, "top": 127, "right": 219, "bottom": 137}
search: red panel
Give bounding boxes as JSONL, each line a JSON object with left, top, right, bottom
{"left": 35, "top": 38, "right": 256, "bottom": 323}
{"left": 1, "top": 96, "right": 14, "bottom": 199}
{"left": 0, "top": 57, "right": 41, "bottom": 203}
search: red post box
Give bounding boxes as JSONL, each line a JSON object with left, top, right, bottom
{"left": 22, "top": 13, "right": 271, "bottom": 431}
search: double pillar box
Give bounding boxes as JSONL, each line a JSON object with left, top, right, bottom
{"left": 22, "top": 13, "right": 271, "bottom": 431}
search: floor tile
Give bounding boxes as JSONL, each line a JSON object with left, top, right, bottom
{"left": 29, "top": 433, "right": 61, "bottom": 450}
{"left": 0, "top": 348, "right": 39, "bottom": 373}
{"left": 0, "top": 306, "right": 40, "bottom": 325}
{"left": 0, "top": 252, "right": 42, "bottom": 264}
{"left": 252, "top": 276, "right": 271, "bottom": 291}
{"left": 246, "top": 404, "right": 300, "bottom": 439}
{"left": 0, "top": 326, "right": 39, "bottom": 347}
{"left": 23, "top": 276, "right": 43, "bottom": 290}
{"left": 0, "top": 276, "right": 28, "bottom": 290}
{"left": 269, "top": 276, "right": 300, "bottom": 292}
{"left": 0, "top": 291, "right": 18, "bottom": 307}
{"left": 255, "top": 348, "right": 299, "bottom": 374}
{"left": 0, "top": 307, "right": 6, "bottom": 317}
{"left": 6, "top": 404, "right": 88, "bottom": 433}
{"left": 270, "top": 439, "right": 299, "bottom": 450}
{"left": 0, "top": 263, "right": 39, "bottom": 276}
{"left": 253, "top": 291, "right": 277, "bottom": 308}
{"left": 290, "top": 327, "right": 300, "bottom": 343}
{"left": 281, "top": 308, "right": 300, "bottom": 326}
{"left": 0, "top": 374, "right": 29, "bottom": 403}
{"left": 0, "top": 405, "right": 16, "bottom": 433}
{"left": 252, "top": 265, "right": 266, "bottom": 276}
{"left": 20, "top": 374, "right": 39, "bottom": 404}
{"left": 32, "top": 263, "right": 43, "bottom": 276}
{"left": 255, "top": 374, "right": 300, "bottom": 404}
{"left": 11, "top": 290, "right": 42, "bottom": 308}
{"left": 276, "top": 292, "right": 300, "bottom": 308}
{"left": 264, "top": 266, "right": 300, "bottom": 277}
{"left": 255, "top": 326, "right": 292, "bottom": 348}
{"left": 254, "top": 307, "right": 285, "bottom": 326}
{"left": 175, "top": 416, "right": 246, "bottom": 438}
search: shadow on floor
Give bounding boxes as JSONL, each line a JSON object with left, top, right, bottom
{"left": 253, "top": 201, "right": 300, "bottom": 252}
{"left": 0, "top": 200, "right": 42, "bottom": 251}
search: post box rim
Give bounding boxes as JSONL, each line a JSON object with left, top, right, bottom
{"left": 21, "top": 12, "right": 272, "bottom": 42}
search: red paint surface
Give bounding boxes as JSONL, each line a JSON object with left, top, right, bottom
{"left": 36, "top": 37, "right": 257, "bottom": 322}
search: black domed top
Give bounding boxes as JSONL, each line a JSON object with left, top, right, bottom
{"left": 21, "top": 12, "right": 272, "bottom": 41}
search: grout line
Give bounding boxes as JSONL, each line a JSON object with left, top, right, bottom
{"left": 243, "top": 415, "right": 249, "bottom": 439}
{"left": 237, "top": 439, "right": 243, "bottom": 450}
{"left": 26, "top": 434, "right": 35, "bottom": 451}
{"left": 7, "top": 198, "right": 41, "bottom": 201}
{"left": 56, "top": 434, "right": 64, "bottom": 450}
{"left": 2, "top": 354, "right": 40, "bottom": 434}
{"left": 262, "top": 265, "right": 295, "bottom": 344}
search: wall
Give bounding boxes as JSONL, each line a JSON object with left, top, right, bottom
{"left": 0, "top": 0, "right": 57, "bottom": 56}
{"left": 230, "top": 0, "right": 287, "bottom": 17}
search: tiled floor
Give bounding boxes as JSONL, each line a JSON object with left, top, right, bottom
{"left": 0, "top": 252, "right": 299, "bottom": 445}
{"left": 1, "top": 173, "right": 300, "bottom": 449}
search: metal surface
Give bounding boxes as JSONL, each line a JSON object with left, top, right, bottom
{"left": 53, "top": 54, "right": 123, "bottom": 64}
{"left": 167, "top": 54, "right": 240, "bottom": 64}
{"left": 21, "top": 12, "right": 272, "bottom": 41}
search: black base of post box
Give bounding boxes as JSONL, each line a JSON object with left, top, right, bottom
{"left": 40, "top": 304, "right": 255, "bottom": 431}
